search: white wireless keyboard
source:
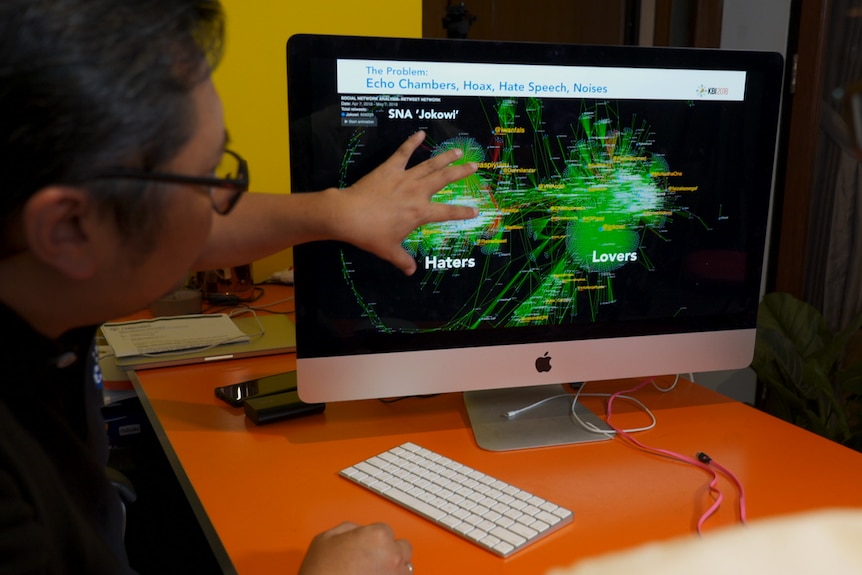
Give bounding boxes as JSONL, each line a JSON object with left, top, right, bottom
{"left": 339, "top": 442, "right": 573, "bottom": 557}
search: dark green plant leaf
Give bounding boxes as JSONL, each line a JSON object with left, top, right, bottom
{"left": 837, "top": 357, "right": 862, "bottom": 395}
{"left": 800, "top": 359, "right": 833, "bottom": 400}
{"left": 758, "top": 292, "right": 829, "bottom": 359}
{"left": 757, "top": 327, "right": 803, "bottom": 391}
{"left": 752, "top": 292, "right": 862, "bottom": 449}
{"left": 814, "top": 310, "right": 862, "bottom": 372}
{"left": 804, "top": 357, "right": 851, "bottom": 440}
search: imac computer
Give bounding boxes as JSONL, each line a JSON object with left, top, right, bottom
{"left": 286, "top": 34, "right": 783, "bottom": 451}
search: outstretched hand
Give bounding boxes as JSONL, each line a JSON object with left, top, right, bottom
{"left": 328, "top": 130, "right": 478, "bottom": 275}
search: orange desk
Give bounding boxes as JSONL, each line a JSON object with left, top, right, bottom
{"left": 129, "top": 293, "right": 862, "bottom": 574}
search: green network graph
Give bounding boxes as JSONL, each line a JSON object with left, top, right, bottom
{"left": 342, "top": 98, "right": 697, "bottom": 331}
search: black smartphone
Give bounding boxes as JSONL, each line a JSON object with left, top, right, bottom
{"left": 214, "top": 371, "right": 298, "bottom": 407}
{"left": 243, "top": 390, "right": 325, "bottom": 425}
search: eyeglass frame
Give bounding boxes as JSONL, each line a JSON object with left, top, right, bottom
{"left": 92, "top": 149, "right": 249, "bottom": 215}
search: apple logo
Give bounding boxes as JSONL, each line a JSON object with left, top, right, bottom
{"left": 535, "top": 352, "right": 552, "bottom": 373}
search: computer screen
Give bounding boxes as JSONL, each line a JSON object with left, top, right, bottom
{"left": 287, "top": 34, "right": 783, "bottom": 450}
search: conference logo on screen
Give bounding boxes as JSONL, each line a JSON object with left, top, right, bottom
{"left": 696, "top": 84, "right": 730, "bottom": 97}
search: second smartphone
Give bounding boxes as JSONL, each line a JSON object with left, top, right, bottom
{"left": 214, "top": 371, "right": 297, "bottom": 407}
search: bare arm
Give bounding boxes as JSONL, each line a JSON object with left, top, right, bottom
{"left": 195, "top": 131, "right": 478, "bottom": 275}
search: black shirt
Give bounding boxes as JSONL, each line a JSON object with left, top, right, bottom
{"left": 0, "top": 302, "right": 132, "bottom": 573}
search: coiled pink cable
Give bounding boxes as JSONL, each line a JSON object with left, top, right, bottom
{"left": 603, "top": 378, "right": 747, "bottom": 534}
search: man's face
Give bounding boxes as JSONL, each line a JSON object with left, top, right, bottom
{"left": 98, "top": 78, "right": 226, "bottom": 315}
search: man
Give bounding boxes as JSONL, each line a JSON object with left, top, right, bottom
{"left": 0, "top": 0, "right": 477, "bottom": 573}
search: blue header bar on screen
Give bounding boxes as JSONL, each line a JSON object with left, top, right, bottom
{"left": 337, "top": 59, "right": 746, "bottom": 101}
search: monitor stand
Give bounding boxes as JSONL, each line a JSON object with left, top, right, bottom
{"left": 464, "top": 384, "right": 614, "bottom": 451}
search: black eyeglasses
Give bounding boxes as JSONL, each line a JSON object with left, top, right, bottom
{"left": 93, "top": 149, "right": 249, "bottom": 215}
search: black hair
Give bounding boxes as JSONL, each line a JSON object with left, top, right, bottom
{"left": 0, "top": 0, "right": 225, "bottom": 250}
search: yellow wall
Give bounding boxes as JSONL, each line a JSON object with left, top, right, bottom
{"left": 213, "top": 1, "right": 421, "bottom": 281}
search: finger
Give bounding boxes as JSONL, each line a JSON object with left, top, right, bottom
{"left": 396, "top": 537, "right": 413, "bottom": 563}
{"left": 367, "top": 522, "right": 397, "bottom": 539}
{"left": 419, "top": 162, "right": 479, "bottom": 199}
{"left": 424, "top": 203, "right": 479, "bottom": 224}
{"left": 325, "top": 521, "right": 361, "bottom": 536}
{"left": 388, "top": 248, "right": 418, "bottom": 276}
{"left": 409, "top": 146, "right": 467, "bottom": 180}
{"left": 387, "top": 130, "right": 427, "bottom": 170}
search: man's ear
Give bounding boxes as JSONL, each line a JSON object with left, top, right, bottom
{"left": 22, "top": 186, "right": 101, "bottom": 280}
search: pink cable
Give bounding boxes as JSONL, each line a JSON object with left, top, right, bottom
{"left": 698, "top": 452, "right": 748, "bottom": 525}
{"left": 602, "top": 378, "right": 746, "bottom": 534}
